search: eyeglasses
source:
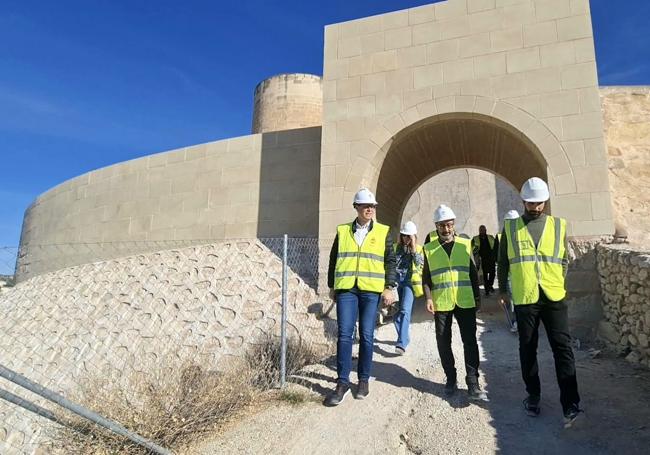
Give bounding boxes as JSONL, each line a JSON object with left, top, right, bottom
{"left": 356, "top": 204, "right": 377, "bottom": 210}
{"left": 436, "top": 222, "right": 455, "bottom": 229}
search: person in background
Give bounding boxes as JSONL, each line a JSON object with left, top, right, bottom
{"left": 498, "top": 177, "right": 582, "bottom": 427}
{"left": 325, "top": 188, "right": 397, "bottom": 406}
{"left": 472, "top": 225, "right": 498, "bottom": 296}
{"left": 500, "top": 209, "right": 521, "bottom": 333}
{"left": 393, "top": 221, "right": 424, "bottom": 355}
{"left": 423, "top": 204, "right": 488, "bottom": 402}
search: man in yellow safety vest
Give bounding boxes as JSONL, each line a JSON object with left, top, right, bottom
{"left": 498, "top": 177, "right": 582, "bottom": 427}
{"left": 324, "top": 188, "right": 397, "bottom": 406}
{"left": 423, "top": 204, "right": 488, "bottom": 401}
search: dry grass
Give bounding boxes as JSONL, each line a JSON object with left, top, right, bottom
{"left": 48, "top": 337, "right": 323, "bottom": 454}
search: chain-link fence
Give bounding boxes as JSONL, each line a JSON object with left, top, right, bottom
{"left": 0, "top": 246, "right": 18, "bottom": 278}
{"left": 0, "top": 237, "right": 335, "bottom": 454}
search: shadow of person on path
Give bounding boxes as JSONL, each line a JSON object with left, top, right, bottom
{"left": 371, "top": 359, "right": 472, "bottom": 410}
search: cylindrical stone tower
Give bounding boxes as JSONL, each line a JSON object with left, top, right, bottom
{"left": 252, "top": 73, "right": 323, "bottom": 134}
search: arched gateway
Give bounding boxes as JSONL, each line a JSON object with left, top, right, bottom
{"left": 318, "top": 1, "right": 613, "bottom": 300}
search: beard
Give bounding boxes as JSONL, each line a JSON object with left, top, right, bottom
{"left": 525, "top": 208, "right": 543, "bottom": 219}
{"left": 438, "top": 232, "right": 454, "bottom": 243}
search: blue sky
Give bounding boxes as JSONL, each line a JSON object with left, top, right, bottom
{"left": 1, "top": 0, "right": 649, "bottom": 252}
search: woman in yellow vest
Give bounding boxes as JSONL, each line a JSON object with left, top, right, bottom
{"left": 422, "top": 205, "right": 488, "bottom": 401}
{"left": 324, "top": 188, "right": 397, "bottom": 406}
{"left": 498, "top": 177, "right": 582, "bottom": 427}
{"left": 393, "top": 221, "right": 424, "bottom": 355}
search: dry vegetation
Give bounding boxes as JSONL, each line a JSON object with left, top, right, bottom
{"left": 48, "top": 336, "right": 325, "bottom": 454}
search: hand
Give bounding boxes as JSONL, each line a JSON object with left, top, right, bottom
{"left": 329, "top": 289, "right": 336, "bottom": 302}
{"left": 382, "top": 288, "right": 396, "bottom": 306}
{"left": 426, "top": 298, "right": 435, "bottom": 314}
{"left": 499, "top": 292, "right": 510, "bottom": 308}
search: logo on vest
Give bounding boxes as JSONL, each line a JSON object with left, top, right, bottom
{"left": 517, "top": 240, "right": 534, "bottom": 250}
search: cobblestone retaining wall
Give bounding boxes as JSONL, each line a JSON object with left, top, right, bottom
{"left": 597, "top": 244, "right": 650, "bottom": 368}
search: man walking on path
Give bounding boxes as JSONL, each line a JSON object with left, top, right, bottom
{"left": 472, "top": 225, "right": 498, "bottom": 296}
{"left": 498, "top": 177, "right": 583, "bottom": 427}
{"left": 325, "top": 188, "right": 397, "bottom": 406}
{"left": 422, "top": 204, "right": 488, "bottom": 402}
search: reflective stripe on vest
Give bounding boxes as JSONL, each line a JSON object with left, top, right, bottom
{"left": 334, "top": 222, "right": 389, "bottom": 293}
{"left": 506, "top": 216, "right": 567, "bottom": 305}
{"left": 394, "top": 244, "right": 424, "bottom": 298}
{"left": 423, "top": 237, "right": 475, "bottom": 311}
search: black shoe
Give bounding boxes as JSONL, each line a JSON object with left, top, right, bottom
{"left": 468, "top": 383, "right": 489, "bottom": 402}
{"left": 356, "top": 380, "right": 370, "bottom": 399}
{"left": 563, "top": 404, "right": 583, "bottom": 428}
{"left": 523, "top": 395, "right": 541, "bottom": 416}
{"left": 324, "top": 382, "right": 350, "bottom": 407}
{"left": 444, "top": 378, "right": 457, "bottom": 396}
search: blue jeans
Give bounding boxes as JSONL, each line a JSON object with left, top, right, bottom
{"left": 336, "top": 288, "right": 381, "bottom": 384}
{"left": 394, "top": 284, "right": 414, "bottom": 349}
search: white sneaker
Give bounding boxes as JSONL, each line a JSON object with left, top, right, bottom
{"left": 510, "top": 322, "right": 518, "bottom": 333}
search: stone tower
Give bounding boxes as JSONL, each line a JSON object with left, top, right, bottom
{"left": 252, "top": 73, "right": 323, "bottom": 133}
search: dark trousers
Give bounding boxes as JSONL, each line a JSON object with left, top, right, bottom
{"left": 480, "top": 259, "right": 495, "bottom": 291}
{"left": 434, "top": 306, "right": 480, "bottom": 385}
{"left": 514, "top": 292, "right": 580, "bottom": 412}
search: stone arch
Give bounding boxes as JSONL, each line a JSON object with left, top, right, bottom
{"left": 341, "top": 95, "right": 575, "bottom": 228}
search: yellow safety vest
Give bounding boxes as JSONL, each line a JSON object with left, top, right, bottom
{"left": 423, "top": 237, "right": 475, "bottom": 311}
{"left": 505, "top": 216, "right": 567, "bottom": 305}
{"left": 472, "top": 235, "right": 495, "bottom": 252}
{"left": 334, "top": 221, "right": 389, "bottom": 293}
{"left": 394, "top": 244, "right": 424, "bottom": 298}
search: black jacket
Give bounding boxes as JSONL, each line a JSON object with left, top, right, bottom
{"left": 327, "top": 219, "right": 397, "bottom": 290}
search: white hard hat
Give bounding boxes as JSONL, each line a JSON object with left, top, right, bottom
{"left": 520, "top": 177, "right": 550, "bottom": 202}
{"left": 353, "top": 188, "right": 377, "bottom": 205}
{"left": 433, "top": 204, "right": 456, "bottom": 223}
{"left": 400, "top": 221, "right": 417, "bottom": 235}
{"left": 504, "top": 210, "right": 520, "bottom": 220}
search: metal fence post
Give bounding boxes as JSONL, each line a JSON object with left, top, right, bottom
{"left": 0, "top": 364, "right": 172, "bottom": 455}
{"left": 280, "top": 234, "right": 288, "bottom": 388}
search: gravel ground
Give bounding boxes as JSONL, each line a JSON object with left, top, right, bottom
{"left": 189, "top": 295, "right": 650, "bottom": 455}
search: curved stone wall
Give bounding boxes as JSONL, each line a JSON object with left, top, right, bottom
{"left": 252, "top": 74, "right": 323, "bottom": 134}
{"left": 17, "top": 127, "right": 322, "bottom": 281}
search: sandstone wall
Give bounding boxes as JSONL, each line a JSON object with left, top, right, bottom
{"left": 17, "top": 127, "right": 322, "bottom": 281}
{"left": 601, "top": 86, "right": 650, "bottom": 246}
{"left": 0, "top": 240, "right": 333, "bottom": 454}
{"left": 597, "top": 244, "right": 650, "bottom": 368}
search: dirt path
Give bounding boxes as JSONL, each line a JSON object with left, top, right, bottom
{"left": 190, "top": 296, "right": 650, "bottom": 454}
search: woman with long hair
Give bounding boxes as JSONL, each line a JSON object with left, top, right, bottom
{"left": 393, "top": 221, "right": 424, "bottom": 355}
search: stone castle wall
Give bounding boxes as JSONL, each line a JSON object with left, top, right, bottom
{"left": 601, "top": 87, "right": 650, "bottom": 246}
{"left": 17, "top": 127, "right": 322, "bottom": 281}
{"left": 597, "top": 244, "right": 650, "bottom": 368}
